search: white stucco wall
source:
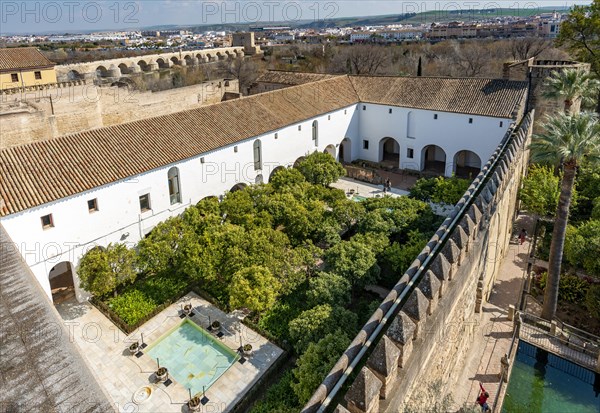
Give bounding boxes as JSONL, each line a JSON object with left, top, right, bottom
{"left": 0, "top": 102, "right": 512, "bottom": 301}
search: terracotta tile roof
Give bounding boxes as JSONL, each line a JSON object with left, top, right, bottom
{"left": 0, "top": 47, "right": 55, "bottom": 72}
{"left": 256, "top": 70, "right": 340, "bottom": 85}
{"left": 0, "top": 76, "right": 358, "bottom": 216}
{"left": 0, "top": 75, "right": 528, "bottom": 216}
{"left": 349, "top": 76, "right": 528, "bottom": 118}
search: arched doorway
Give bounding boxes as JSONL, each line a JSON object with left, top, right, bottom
{"left": 293, "top": 156, "right": 306, "bottom": 168}
{"left": 49, "top": 262, "right": 76, "bottom": 304}
{"left": 184, "top": 55, "right": 194, "bottom": 66}
{"left": 379, "top": 137, "right": 400, "bottom": 166}
{"left": 324, "top": 144, "right": 336, "bottom": 158}
{"left": 138, "top": 60, "right": 151, "bottom": 72}
{"left": 453, "top": 150, "right": 482, "bottom": 178}
{"left": 96, "top": 66, "right": 110, "bottom": 78}
{"left": 170, "top": 56, "right": 181, "bottom": 66}
{"left": 421, "top": 145, "right": 447, "bottom": 175}
{"left": 339, "top": 138, "right": 351, "bottom": 163}
{"left": 269, "top": 166, "right": 286, "bottom": 180}
{"left": 156, "top": 58, "right": 169, "bottom": 69}
{"left": 230, "top": 183, "right": 248, "bottom": 193}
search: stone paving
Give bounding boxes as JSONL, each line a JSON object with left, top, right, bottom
{"left": 331, "top": 177, "right": 409, "bottom": 198}
{"left": 56, "top": 292, "right": 283, "bottom": 413}
{"left": 450, "top": 214, "right": 534, "bottom": 411}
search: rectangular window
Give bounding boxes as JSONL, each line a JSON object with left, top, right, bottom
{"left": 234, "top": 146, "right": 238, "bottom": 153}
{"left": 363, "top": 140, "right": 369, "bottom": 150}
{"left": 34, "top": 71, "right": 42, "bottom": 80}
{"left": 434, "top": 114, "right": 438, "bottom": 119}
{"left": 87, "top": 198, "right": 98, "bottom": 213}
{"left": 11, "top": 73, "right": 18, "bottom": 82}
{"left": 328, "top": 115, "right": 331, "bottom": 120}
{"left": 41, "top": 214, "right": 54, "bottom": 229}
{"left": 362, "top": 105, "right": 366, "bottom": 111}
{"left": 407, "top": 148, "right": 414, "bottom": 159}
{"left": 389, "top": 108, "right": 393, "bottom": 114}
{"left": 200, "top": 157, "right": 205, "bottom": 164}
{"left": 274, "top": 133, "right": 278, "bottom": 139}
{"left": 469, "top": 118, "right": 473, "bottom": 124}
{"left": 139, "top": 194, "right": 151, "bottom": 212}
{"left": 298, "top": 125, "right": 302, "bottom": 131}
{"left": 499, "top": 121, "right": 504, "bottom": 127}
{"left": 344, "top": 109, "right": 347, "bottom": 115}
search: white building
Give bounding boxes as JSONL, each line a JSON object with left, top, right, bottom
{"left": 0, "top": 74, "right": 528, "bottom": 303}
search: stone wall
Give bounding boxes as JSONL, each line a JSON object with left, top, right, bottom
{"left": 302, "top": 111, "right": 534, "bottom": 413}
{"left": 0, "top": 78, "right": 239, "bottom": 148}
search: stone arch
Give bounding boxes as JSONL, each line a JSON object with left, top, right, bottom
{"left": 379, "top": 137, "right": 400, "bottom": 165}
{"left": 230, "top": 183, "right": 248, "bottom": 193}
{"left": 205, "top": 53, "right": 214, "bottom": 62}
{"left": 170, "top": 56, "right": 181, "bottom": 65}
{"left": 324, "top": 144, "right": 336, "bottom": 158}
{"left": 216, "top": 52, "right": 225, "bottom": 61}
{"left": 269, "top": 166, "right": 286, "bottom": 180}
{"left": 184, "top": 55, "right": 194, "bottom": 66}
{"left": 339, "top": 138, "right": 352, "bottom": 163}
{"left": 421, "top": 145, "right": 447, "bottom": 175}
{"left": 453, "top": 150, "right": 482, "bottom": 178}
{"left": 118, "top": 63, "right": 132, "bottom": 74}
{"left": 293, "top": 156, "right": 306, "bottom": 168}
{"left": 138, "top": 60, "right": 151, "bottom": 72}
{"left": 225, "top": 51, "right": 233, "bottom": 59}
{"left": 67, "top": 69, "right": 82, "bottom": 81}
{"left": 156, "top": 58, "right": 170, "bottom": 69}
{"left": 255, "top": 174, "right": 264, "bottom": 184}
{"left": 49, "top": 261, "right": 76, "bottom": 304}
{"left": 96, "top": 65, "right": 110, "bottom": 78}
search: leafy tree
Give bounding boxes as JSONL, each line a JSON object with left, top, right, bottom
{"left": 220, "top": 189, "right": 272, "bottom": 229}
{"left": 288, "top": 304, "right": 357, "bottom": 353}
{"left": 230, "top": 265, "right": 280, "bottom": 313}
{"left": 269, "top": 167, "right": 306, "bottom": 191}
{"left": 542, "top": 68, "right": 600, "bottom": 113}
{"left": 519, "top": 164, "right": 561, "bottom": 217}
{"left": 324, "top": 238, "right": 380, "bottom": 288}
{"left": 556, "top": 0, "right": 600, "bottom": 112}
{"left": 572, "top": 162, "right": 600, "bottom": 221}
{"left": 409, "top": 176, "right": 471, "bottom": 205}
{"left": 585, "top": 284, "right": 600, "bottom": 319}
{"left": 306, "top": 272, "right": 352, "bottom": 307}
{"left": 291, "top": 330, "right": 351, "bottom": 405}
{"left": 137, "top": 217, "right": 190, "bottom": 276}
{"left": 296, "top": 151, "right": 346, "bottom": 186}
{"left": 565, "top": 220, "right": 600, "bottom": 276}
{"left": 530, "top": 112, "right": 600, "bottom": 320}
{"left": 384, "top": 231, "right": 429, "bottom": 276}
{"left": 331, "top": 199, "right": 366, "bottom": 232}
{"left": 78, "top": 243, "right": 136, "bottom": 297}
{"left": 250, "top": 370, "right": 300, "bottom": 413}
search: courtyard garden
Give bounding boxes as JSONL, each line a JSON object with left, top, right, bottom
{"left": 78, "top": 151, "right": 447, "bottom": 411}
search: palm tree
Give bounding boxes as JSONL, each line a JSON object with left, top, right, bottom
{"left": 543, "top": 68, "right": 600, "bottom": 113}
{"left": 530, "top": 112, "right": 600, "bottom": 320}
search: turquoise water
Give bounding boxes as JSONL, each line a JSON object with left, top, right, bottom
{"left": 502, "top": 341, "right": 600, "bottom": 413}
{"left": 352, "top": 195, "right": 367, "bottom": 202}
{"left": 146, "top": 319, "right": 239, "bottom": 395}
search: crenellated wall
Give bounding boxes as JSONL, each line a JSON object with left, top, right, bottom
{"left": 302, "top": 111, "right": 534, "bottom": 413}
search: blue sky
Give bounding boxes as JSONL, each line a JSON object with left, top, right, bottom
{"left": 0, "top": 0, "right": 592, "bottom": 34}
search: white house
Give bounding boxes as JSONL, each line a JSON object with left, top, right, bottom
{"left": 0, "top": 74, "right": 528, "bottom": 302}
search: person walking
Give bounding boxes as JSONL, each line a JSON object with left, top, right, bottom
{"left": 477, "top": 382, "right": 490, "bottom": 412}
{"left": 518, "top": 228, "right": 527, "bottom": 245}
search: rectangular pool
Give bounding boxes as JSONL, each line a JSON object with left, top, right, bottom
{"left": 502, "top": 341, "right": 600, "bottom": 413}
{"left": 146, "top": 319, "right": 239, "bottom": 395}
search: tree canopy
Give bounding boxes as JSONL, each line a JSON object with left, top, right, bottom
{"left": 519, "top": 164, "right": 561, "bottom": 217}
{"left": 296, "top": 151, "right": 346, "bottom": 186}
{"left": 229, "top": 265, "right": 280, "bottom": 313}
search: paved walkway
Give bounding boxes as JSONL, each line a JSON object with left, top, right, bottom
{"left": 451, "top": 214, "right": 535, "bottom": 411}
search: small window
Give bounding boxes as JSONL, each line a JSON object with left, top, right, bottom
{"left": 499, "top": 121, "right": 504, "bottom": 127}
{"left": 344, "top": 109, "right": 347, "bottom": 115}
{"left": 362, "top": 105, "right": 366, "bottom": 111}
{"left": 363, "top": 140, "right": 369, "bottom": 150}
{"left": 274, "top": 133, "right": 278, "bottom": 139}
{"left": 34, "top": 71, "right": 42, "bottom": 80}
{"left": 139, "top": 194, "right": 151, "bottom": 212}
{"left": 298, "top": 125, "right": 302, "bottom": 131}
{"left": 11, "top": 73, "right": 18, "bottom": 82}
{"left": 407, "top": 148, "right": 414, "bottom": 159}
{"left": 328, "top": 115, "right": 331, "bottom": 120}
{"left": 41, "top": 214, "right": 54, "bottom": 229}
{"left": 469, "top": 118, "right": 473, "bottom": 124}
{"left": 434, "top": 114, "right": 438, "bottom": 120}
{"left": 234, "top": 146, "right": 238, "bottom": 153}
{"left": 200, "top": 157, "right": 205, "bottom": 164}
{"left": 87, "top": 198, "right": 98, "bottom": 212}
{"left": 389, "top": 108, "right": 393, "bottom": 114}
